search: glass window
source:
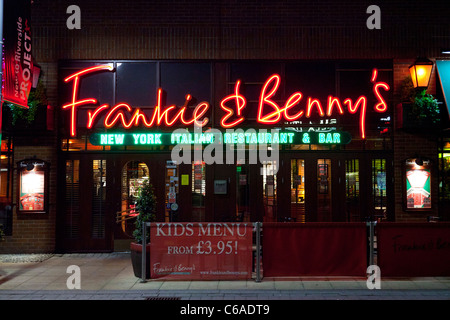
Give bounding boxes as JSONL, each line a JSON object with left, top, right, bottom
{"left": 236, "top": 164, "right": 250, "bottom": 222}
{"left": 346, "top": 159, "right": 360, "bottom": 221}
{"left": 64, "top": 160, "right": 80, "bottom": 239}
{"left": 119, "top": 161, "right": 149, "bottom": 236}
{"left": 92, "top": 160, "right": 107, "bottom": 238}
{"left": 165, "top": 160, "right": 179, "bottom": 222}
{"left": 262, "top": 160, "right": 277, "bottom": 222}
{"left": 317, "top": 159, "right": 332, "bottom": 221}
{"left": 285, "top": 62, "right": 335, "bottom": 102}
{"left": 59, "top": 62, "right": 114, "bottom": 134}
{"left": 192, "top": 161, "right": 206, "bottom": 221}
{"left": 229, "top": 62, "right": 282, "bottom": 120}
{"left": 372, "top": 158, "right": 387, "bottom": 211}
{"left": 160, "top": 62, "right": 211, "bottom": 106}
{"left": 0, "top": 138, "right": 13, "bottom": 200}
{"left": 291, "top": 159, "right": 305, "bottom": 222}
{"left": 116, "top": 62, "right": 157, "bottom": 107}
{"left": 439, "top": 152, "right": 450, "bottom": 204}
{"left": 0, "top": 146, "right": 12, "bottom": 236}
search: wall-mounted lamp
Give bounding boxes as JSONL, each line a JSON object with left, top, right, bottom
{"left": 409, "top": 57, "right": 434, "bottom": 89}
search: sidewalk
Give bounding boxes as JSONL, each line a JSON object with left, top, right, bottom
{"left": 1, "top": 252, "right": 450, "bottom": 300}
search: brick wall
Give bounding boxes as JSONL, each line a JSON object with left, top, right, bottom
{"left": 31, "top": 1, "right": 449, "bottom": 107}
{"left": 2, "top": 0, "right": 448, "bottom": 252}
{"left": 0, "top": 145, "right": 57, "bottom": 253}
{"left": 392, "top": 59, "right": 440, "bottom": 222}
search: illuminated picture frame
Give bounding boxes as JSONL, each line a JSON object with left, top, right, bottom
{"left": 404, "top": 158, "right": 432, "bottom": 211}
{"left": 17, "top": 159, "right": 49, "bottom": 214}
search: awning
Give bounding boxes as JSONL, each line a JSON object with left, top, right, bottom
{"left": 436, "top": 60, "right": 450, "bottom": 119}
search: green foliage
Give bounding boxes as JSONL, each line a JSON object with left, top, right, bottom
{"left": 399, "top": 76, "right": 441, "bottom": 125}
{"left": 412, "top": 89, "right": 440, "bottom": 124}
{"left": 9, "top": 103, "right": 38, "bottom": 126}
{"left": 5, "top": 79, "right": 48, "bottom": 126}
{"left": 132, "top": 179, "right": 157, "bottom": 244}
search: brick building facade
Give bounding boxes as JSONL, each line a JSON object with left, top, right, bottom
{"left": 1, "top": 0, "right": 449, "bottom": 253}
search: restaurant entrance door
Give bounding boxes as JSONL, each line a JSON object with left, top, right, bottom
{"left": 59, "top": 157, "right": 112, "bottom": 252}
{"left": 114, "top": 161, "right": 149, "bottom": 251}
{"left": 287, "top": 156, "right": 337, "bottom": 222}
{"left": 283, "top": 153, "right": 393, "bottom": 223}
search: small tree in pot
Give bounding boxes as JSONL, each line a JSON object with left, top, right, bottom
{"left": 130, "top": 179, "right": 157, "bottom": 278}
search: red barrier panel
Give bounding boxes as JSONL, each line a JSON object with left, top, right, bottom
{"left": 150, "top": 222, "right": 253, "bottom": 280}
{"left": 377, "top": 223, "right": 450, "bottom": 277}
{"left": 262, "top": 223, "right": 367, "bottom": 277}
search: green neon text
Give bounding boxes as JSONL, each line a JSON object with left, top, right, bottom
{"left": 318, "top": 132, "right": 341, "bottom": 144}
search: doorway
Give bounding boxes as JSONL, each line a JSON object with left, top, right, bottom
{"left": 115, "top": 161, "right": 149, "bottom": 251}
{"left": 290, "top": 159, "right": 306, "bottom": 222}
{"left": 262, "top": 161, "right": 277, "bottom": 222}
{"left": 236, "top": 164, "right": 250, "bottom": 221}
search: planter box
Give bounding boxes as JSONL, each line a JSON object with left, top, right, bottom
{"left": 130, "top": 242, "right": 150, "bottom": 278}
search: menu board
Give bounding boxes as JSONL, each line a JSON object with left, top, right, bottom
{"left": 405, "top": 159, "right": 431, "bottom": 209}
{"left": 20, "top": 170, "right": 45, "bottom": 211}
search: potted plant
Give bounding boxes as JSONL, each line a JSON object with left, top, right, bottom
{"left": 130, "top": 179, "right": 157, "bottom": 278}
{"left": 397, "top": 76, "right": 441, "bottom": 130}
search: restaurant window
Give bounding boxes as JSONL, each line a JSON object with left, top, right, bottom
{"left": 116, "top": 62, "right": 157, "bottom": 107}
{"left": 120, "top": 161, "right": 149, "bottom": 236}
{"left": 161, "top": 62, "right": 211, "bottom": 107}
{"left": 230, "top": 62, "right": 282, "bottom": 121}
{"left": 439, "top": 149, "right": 450, "bottom": 196}
{"left": 0, "top": 138, "right": 13, "bottom": 235}
{"left": 317, "top": 159, "right": 332, "bottom": 221}
{"left": 64, "top": 160, "right": 80, "bottom": 239}
{"left": 165, "top": 160, "right": 179, "bottom": 222}
{"left": 92, "top": 160, "right": 106, "bottom": 238}
{"left": 291, "top": 159, "right": 305, "bottom": 222}
{"left": 59, "top": 62, "right": 114, "bottom": 135}
{"left": 346, "top": 159, "right": 360, "bottom": 221}
{"left": 236, "top": 164, "right": 250, "bottom": 222}
{"left": 17, "top": 159, "right": 49, "bottom": 213}
{"left": 372, "top": 158, "right": 387, "bottom": 214}
{"left": 192, "top": 161, "right": 206, "bottom": 221}
{"left": 439, "top": 149, "right": 450, "bottom": 218}
{"left": 405, "top": 158, "right": 432, "bottom": 210}
{"left": 262, "top": 160, "right": 277, "bottom": 222}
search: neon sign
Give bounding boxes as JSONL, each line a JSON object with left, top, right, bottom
{"left": 63, "top": 65, "right": 389, "bottom": 139}
{"left": 89, "top": 131, "right": 351, "bottom": 146}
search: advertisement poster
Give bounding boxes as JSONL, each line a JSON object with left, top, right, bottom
{"left": 150, "top": 223, "right": 253, "bottom": 280}
{"left": 406, "top": 160, "right": 431, "bottom": 209}
{"left": 19, "top": 170, "right": 45, "bottom": 211}
{"left": 3, "top": 0, "right": 33, "bottom": 108}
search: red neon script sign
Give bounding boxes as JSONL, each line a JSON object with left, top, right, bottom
{"left": 62, "top": 66, "right": 389, "bottom": 139}
{"left": 63, "top": 65, "right": 210, "bottom": 137}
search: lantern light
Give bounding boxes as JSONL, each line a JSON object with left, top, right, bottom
{"left": 409, "top": 57, "right": 433, "bottom": 89}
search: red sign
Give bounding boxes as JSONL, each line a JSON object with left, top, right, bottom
{"left": 3, "top": 0, "right": 33, "bottom": 108}
{"left": 377, "top": 223, "right": 450, "bottom": 277}
{"left": 62, "top": 66, "right": 390, "bottom": 139}
{"left": 262, "top": 222, "right": 367, "bottom": 276}
{"left": 150, "top": 223, "right": 253, "bottom": 280}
